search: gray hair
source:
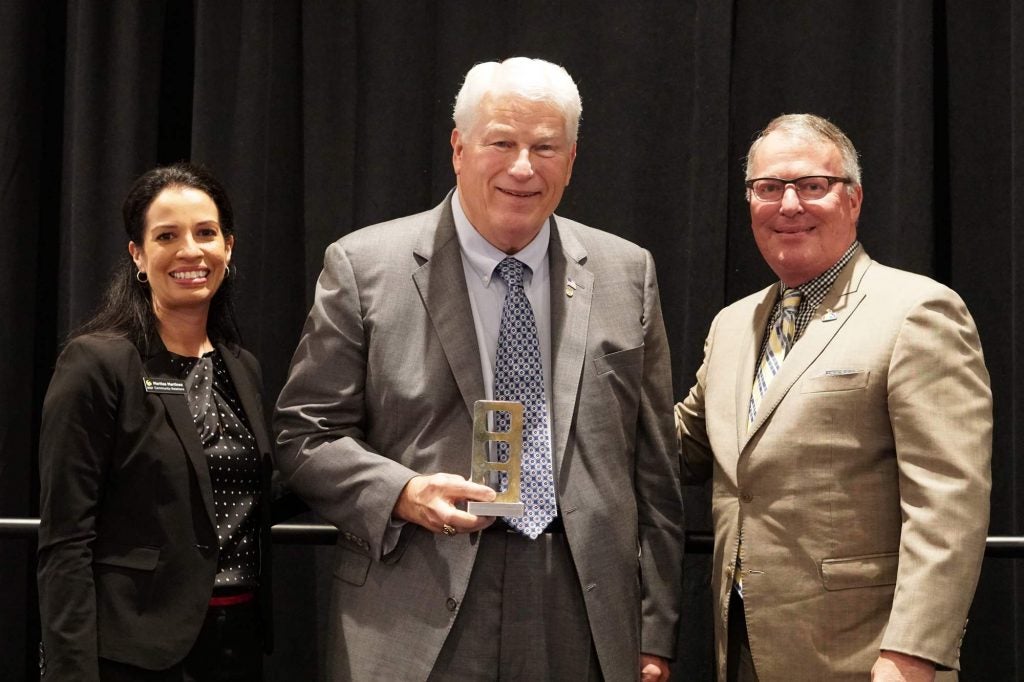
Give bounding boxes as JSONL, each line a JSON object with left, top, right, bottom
{"left": 745, "top": 113, "right": 862, "bottom": 189}
{"left": 453, "top": 57, "right": 582, "bottom": 143}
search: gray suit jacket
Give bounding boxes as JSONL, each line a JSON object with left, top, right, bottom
{"left": 676, "top": 249, "right": 991, "bottom": 681}
{"left": 275, "top": 195, "right": 683, "bottom": 680}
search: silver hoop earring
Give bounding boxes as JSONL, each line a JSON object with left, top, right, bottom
{"left": 136, "top": 270, "right": 148, "bottom": 283}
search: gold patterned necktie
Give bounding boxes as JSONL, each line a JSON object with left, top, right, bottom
{"left": 748, "top": 287, "right": 803, "bottom": 427}
{"left": 737, "top": 287, "right": 803, "bottom": 597}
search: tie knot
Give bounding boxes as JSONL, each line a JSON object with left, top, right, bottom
{"left": 781, "top": 288, "right": 803, "bottom": 312}
{"left": 496, "top": 257, "right": 526, "bottom": 288}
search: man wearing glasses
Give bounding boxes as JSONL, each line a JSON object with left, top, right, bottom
{"left": 675, "top": 114, "right": 991, "bottom": 681}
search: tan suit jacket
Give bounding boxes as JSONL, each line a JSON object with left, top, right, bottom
{"left": 676, "top": 249, "right": 991, "bottom": 681}
{"left": 275, "top": 195, "right": 682, "bottom": 680}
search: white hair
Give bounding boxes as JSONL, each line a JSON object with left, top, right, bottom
{"left": 453, "top": 57, "right": 582, "bottom": 143}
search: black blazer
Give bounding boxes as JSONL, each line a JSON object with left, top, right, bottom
{"left": 37, "top": 333, "right": 275, "bottom": 680}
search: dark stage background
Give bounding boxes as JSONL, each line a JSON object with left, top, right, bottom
{"left": 2, "top": 1, "right": 1022, "bottom": 680}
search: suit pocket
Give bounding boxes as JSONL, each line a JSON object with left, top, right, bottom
{"left": 93, "top": 542, "right": 161, "bottom": 615}
{"left": 801, "top": 370, "right": 870, "bottom": 394}
{"left": 820, "top": 552, "right": 898, "bottom": 591}
{"left": 334, "top": 544, "right": 372, "bottom": 586}
{"left": 93, "top": 542, "right": 161, "bottom": 571}
{"left": 381, "top": 524, "right": 414, "bottom": 565}
{"left": 592, "top": 344, "right": 644, "bottom": 376}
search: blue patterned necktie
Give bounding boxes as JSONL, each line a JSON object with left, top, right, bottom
{"left": 493, "top": 257, "right": 557, "bottom": 539}
{"left": 748, "top": 287, "right": 803, "bottom": 427}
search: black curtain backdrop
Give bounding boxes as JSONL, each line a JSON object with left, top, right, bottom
{"left": 1, "top": 1, "right": 1021, "bottom": 680}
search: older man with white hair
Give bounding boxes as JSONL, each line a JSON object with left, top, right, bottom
{"left": 276, "top": 57, "right": 683, "bottom": 681}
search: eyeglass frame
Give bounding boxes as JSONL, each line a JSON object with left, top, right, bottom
{"left": 744, "top": 175, "right": 852, "bottom": 202}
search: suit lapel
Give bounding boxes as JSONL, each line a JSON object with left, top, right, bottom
{"left": 144, "top": 350, "right": 218, "bottom": 530}
{"left": 412, "top": 204, "right": 588, "bottom": 477}
{"left": 741, "top": 251, "right": 873, "bottom": 451}
{"left": 734, "top": 288, "right": 777, "bottom": 453}
{"left": 217, "top": 344, "right": 272, "bottom": 460}
{"left": 411, "top": 197, "right": 486, "bottom": 418}
{"left": 547, "top": 218, "right": 592, "bottom": 478}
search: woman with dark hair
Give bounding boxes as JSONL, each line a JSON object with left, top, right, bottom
{"left": 38, "top": 163, "right": 274, "bottom": 681}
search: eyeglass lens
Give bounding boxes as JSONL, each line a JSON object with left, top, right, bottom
{"left": 751, "top": 176, "right": 834, "bottom": 201}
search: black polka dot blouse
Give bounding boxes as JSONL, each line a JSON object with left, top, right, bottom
{"left": 171, "top": 350, "right": 261, "bottom": 591}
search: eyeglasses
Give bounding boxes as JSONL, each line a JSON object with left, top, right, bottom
{"left": 745, "top": 175, "right": 851, "bottom": 202}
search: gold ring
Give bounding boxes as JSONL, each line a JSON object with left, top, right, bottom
{"left": 441, "top": 524, "right": 457, "bottom": 536}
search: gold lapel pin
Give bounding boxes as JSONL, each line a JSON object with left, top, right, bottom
{"left": 565, "top": 278, "right": 579, "bottom": 298}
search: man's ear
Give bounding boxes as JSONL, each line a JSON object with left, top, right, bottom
{"left": 564, "top": 142, "right": 578, "bottom": 186}
{"left": 848, "top": 183, "right": 863, "bottom": 222}
{"left": 451, "top": 128, "right": 463, "bottom": 176}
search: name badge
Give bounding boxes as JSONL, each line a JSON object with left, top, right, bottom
{"left": 143, "top": 376, "right": 186, "bottom": 394}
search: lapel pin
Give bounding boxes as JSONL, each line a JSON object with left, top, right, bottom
{"left": 565, "top": 278, "right": 579, "bottom": 298}
{"left": 822, "top": 309, "right": 838, "bottom": 322}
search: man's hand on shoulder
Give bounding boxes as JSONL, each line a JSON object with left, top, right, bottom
{"left": 393, "top": 473, "right": 497, "bottom": 535}
{"left": 640, "top": 653, "right": 670, "bottom": 682}
{"left": 871, "top": 651, "right": 936, "bottom": 682}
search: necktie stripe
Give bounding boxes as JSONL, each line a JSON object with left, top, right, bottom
{"left": 738, "top": 287, "right": 802, "bottom": 594}
{"left": 748, "top": 288, "right": 803, "bottom": 427}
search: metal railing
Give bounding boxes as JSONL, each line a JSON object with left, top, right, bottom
{"left": 3, "top": 519, "right": 1023, "bottom": 557}
{"left": 0, "top": 518, "right": 713, "bottom": 552}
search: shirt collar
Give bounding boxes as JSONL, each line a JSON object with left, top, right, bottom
{"left": 452, "top": 188, "right": 550, "bottom": 285}
{"left": 761, "top": 240, "right": 860, "bottom": 347}
{"left": 782, "top": 240, "right": 860, "bottom": 301}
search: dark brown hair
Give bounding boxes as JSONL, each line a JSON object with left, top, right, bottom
{"left": 72, "top": 162, "right": 241, "bottom": 352}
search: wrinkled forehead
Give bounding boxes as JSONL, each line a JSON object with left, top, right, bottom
{"left": 470, "top": 95, "right": 569, "bottom": 133}
{"left": 750, "top": 131, "right": 843, "bottom": 178}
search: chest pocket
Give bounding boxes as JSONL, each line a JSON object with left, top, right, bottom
{"left": 801, "top": 370, "right": 870, "bottom": 394}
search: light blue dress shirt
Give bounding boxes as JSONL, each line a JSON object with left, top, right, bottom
{"left": 451, "top": 188, "right": 553, "bottom": 405}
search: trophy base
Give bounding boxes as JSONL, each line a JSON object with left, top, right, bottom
{"left": 467, "top": 501, "right": 525, "bottom": 517}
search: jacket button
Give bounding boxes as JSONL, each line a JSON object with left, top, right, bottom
{"left": 740, "top": 492, "right": 753, "bottom": 503}
{"left": 446, "top": 597, "right": 458, "bottom": 611}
